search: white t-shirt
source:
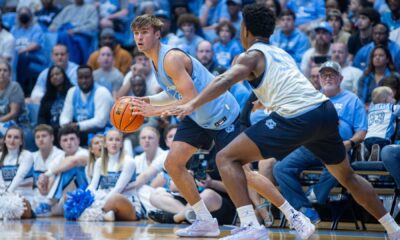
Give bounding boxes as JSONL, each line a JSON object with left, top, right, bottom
{"left": 340, "top": 65, "right": 363, "bottom": 93}
{"left": 133, "top": 147, "right": 168, "bottom": 175}
{"left": 0, "top": 29, "right": 15, "bottom": 62}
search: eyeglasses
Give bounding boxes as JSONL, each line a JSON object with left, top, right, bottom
{"left": 320, "top": 73, "right": 339, "bottom": 79}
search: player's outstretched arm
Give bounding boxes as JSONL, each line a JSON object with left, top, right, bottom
{"left": 165, "top": 50, "right": 264, "bottom": 117}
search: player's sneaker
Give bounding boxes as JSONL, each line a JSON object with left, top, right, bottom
{"left": 175, "top": 218, "right": 220, "bottom": 237}
{"left": 388, "top": 230, "right": 400, "bottom": 240}
{"left": 219, "top": 225, "right": 269, "bottom": 240}
{"left": 288, "top": 211, "right": 316, "bottom": 239}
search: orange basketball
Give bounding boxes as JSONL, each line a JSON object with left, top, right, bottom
{"left": 110, "top": 97, "right": 144, "bottom": 133}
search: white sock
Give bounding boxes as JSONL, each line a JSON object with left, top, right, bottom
{"left": 278, "top": 201, "right": 297, "bottom": 220}
{"left": 378, "top": 213, "right": 400, "bottom": 234}
{"left": 237, "top": 205, "right": 261, "bottom": 228}
{"left": 192, "top": 200, "right": 213, "bottom": 221}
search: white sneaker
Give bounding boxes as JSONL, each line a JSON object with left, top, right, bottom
{"left": 175, "top": 218, "right": 220, "bottom": 237}
{"left": 103, "top": 211, "right": 115, "bottom": 221}
{"left": 288, "top": 211, "right": 316, "bottom": 240}
{"left": 219, "top": 225, "right": 269, "bottom": 240}
{"left": 388, "top": 230, "right": 400, "bottom": 240}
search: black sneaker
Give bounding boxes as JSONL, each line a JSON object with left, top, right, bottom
{"left": 148, "top": 210, "right": 175, "bottom": 223}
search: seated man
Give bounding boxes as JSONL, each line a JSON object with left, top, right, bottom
{"left": 272, "top": 61, "right": 367, "bottom": 223}
{"left": 59, "top": 65, "right": 113, "bottom": 146}
{"left": 35, "top": 125, "right": 89, "bottom": 216}
{"left": 48, "top": 0, "right": 98, "bottom": 64}
{"left": 30, "top": 44, "right": 78, "bottom": 103}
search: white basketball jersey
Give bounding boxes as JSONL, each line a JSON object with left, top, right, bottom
{"left": 248, "top": 42, "right": 328, "bottom": 118}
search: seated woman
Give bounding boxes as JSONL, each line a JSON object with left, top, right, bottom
{"left": 67, "top": 129, "right": 141, "bottom": 221}
{"left": 38, "top": 66, "right": 73, "bottom": 140}
{"left": 0, "top": 126, "right": 34, "bottom": 219}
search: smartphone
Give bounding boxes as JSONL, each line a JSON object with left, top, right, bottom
{"left": 313, "top": 56, "right": 330, "bottom": 64}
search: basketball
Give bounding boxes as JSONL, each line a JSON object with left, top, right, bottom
{"left": 110, "top": 97, "right": 144, "bottom": 133}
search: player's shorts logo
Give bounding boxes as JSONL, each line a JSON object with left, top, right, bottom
{"left": 225, "top": 124, "right": 235, "bottom": 133}
{"left": 265, "top": 119, "right": 276, "bottom": 129}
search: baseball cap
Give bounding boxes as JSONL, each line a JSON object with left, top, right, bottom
{"left": 227, "top": 0, "right": 242, "bottom": 5}
{"left": 100, "top": 28, "right": 115, "bottom": 38}
{"left": 154, "top": 9, "right": 170, "bottom": 19}
{"left": 319, "top": 61, "right": 341, "bottom": 74}
{"left": 314, "top": 21, "right": 333, "bottom": 34}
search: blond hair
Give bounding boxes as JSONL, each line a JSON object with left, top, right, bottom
{"left": 131, "top": 14, "right": 163, "bottom": 32}
{"left": 100, "top": 130, "right": 125, "bottom": 175}
{"left": 372, "top": 86, "right": 393, "bottom": 104}
{"left": 87, "top": 134, "right": 104, "bottom": 179}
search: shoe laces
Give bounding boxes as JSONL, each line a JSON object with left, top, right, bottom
{"left": 290, "top": 213, "right": 306, "bottom": 232}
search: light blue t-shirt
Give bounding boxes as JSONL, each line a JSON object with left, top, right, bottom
{"left": 213, "top": 39, "right": 243, "bottom": 68}
{"left": 286, "top": 0, "right": 326, "bottom": 26}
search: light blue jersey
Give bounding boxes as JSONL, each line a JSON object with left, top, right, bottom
{"left": 153, "top": 44, "right": 240, "bottom": 130}
{"left": 365, "top": 103, "right": 400, "bottom": 140}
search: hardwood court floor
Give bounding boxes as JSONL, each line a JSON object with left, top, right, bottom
{"left": 0, "top": 218, "right": 389, "bottom": 240}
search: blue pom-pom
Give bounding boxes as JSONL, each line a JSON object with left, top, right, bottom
{"left": 64, "top": 189, "right": 95, "bottom": 220}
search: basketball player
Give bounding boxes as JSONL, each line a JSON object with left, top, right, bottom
{"left": 167, "top": 4, "right": 400, "bottom": 240}
{"left": 130, "top": 15, "right": 241, "bottom": 237}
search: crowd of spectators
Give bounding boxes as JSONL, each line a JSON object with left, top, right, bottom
{"left": 0, "top": 0, "right": 399, "bottom": 227}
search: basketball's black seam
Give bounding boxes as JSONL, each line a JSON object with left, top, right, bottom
{"left": 123, "top": 114, "right": 138, "bottom": 132}
{"left": 119, "top": 103, "right": 129, "bottom": 129}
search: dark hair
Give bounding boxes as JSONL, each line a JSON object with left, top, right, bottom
{"left": 373, "top": 22, "right": 390, "bottom": 35}
{"left": 42, "top": 65, "right": 72, "bottom": 103}
{"left": 364, "top": 45, "right": 396, "bottom": 76}
{"left": 177, "top": 13, "right": 200, "bottom": 30}
{"left": 77, "top": 64, "right": 93, "bottom": 74}
{"left": 0, "top": 126, "right": 24, "bottom": 165}
{"left": 243, "top": 3, "right": 276, "bottom": 38}
{"left": 379, "top": 75, "right": 400, "bottom": 101}
{"left": 359, "top": 7, "right": 380, "bottom": 25}
{"left": 216, "top": 20, "right": 236, "bottom": 38}
{"left": 280, "top": 9, "right": 296, "bottom": 20}
{"left": 58, "top": 125, "right": 80, "bottom": 143}
{"left": 163, "top": 124, "right": 178, "bottom": 141}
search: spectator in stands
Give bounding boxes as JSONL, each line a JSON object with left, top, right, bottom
{"left": 379, "top": 75, "right": 400, "bottom": 103}
{"left": 36, "top": 125, "right": 89, "bottom": 216}
{"left": 381, "top": 144, "right": 400, "bottom": 192}
{"left": 348, "top": 0, "right": 373, "bottom": 26}
{"left": 12, "top": 6, "right": 47, "bottom": 96}
{"left": 198, "top": 0, "right": 227, "bottom": 41}
{"left": 30, "top": 44, "right": 78, "bottom": 103}
{"left": 0, "top": 14, "right": 15, "bottom": 63}
{"left": 119, "top": 49, "right": 159, "bottom": 97}
{"left": 273, "top": 61, "right": 368, "bottom": 223}
{"left": 301, "top": 22, "right": 333, "bottom": 77}
{"left": 286, "top": 0, "right": 326, "bottom": 31}
{"left": 364, "top": 86, "right": 400, "bottom": 161}
{"left": 353, "top": 22, "right": 400, "bottom": 71}
{"left": 309, "top": 66, "right": 322, "bottom": 90}
{"left": 154, "top": 10, "right": 179, "bottom": 47}
{"left": 196, "top": 40, "right": 226, "bottom": 76}
{"left": 0, "top": 60, "right": 30, "bottom": 138}
{"left": 37, "top": 66, "right": 72, "bottom": 138}
{"left": 327, "top": 9, "right": 350, "bottom": 44}
{"left": 87, "top": 28, "right": 132, "bottom": 75}
{"left": 347, "top": 7, "right": 380, "bottom": 60}
{"left": 331, "top": 42, "right": 363, "bottom": 93}
{"left": 170, "top": 0, "right": 190, "bottom": 34}
{"left": 34, "top": 0, "right": 60, "bottom": 31}
{"left": 270, "top": 9, "right": 310, "bottom": 67}
{"left": 49, "top": 0, "right": 98, "bottom": 64}
{"left": 97, "top": 0, "right": 129, "bottom": 31}
{"left": 357, "top": 45, "right": 398, "bottom": 104}
{"left": 59, "top": 65, "right": 113, "bottom": 146}
{"left": 381, "top": 0, "right": 400, "bottom": 31}
{"left": 213, "top": 21, "right": 242, "bottom": 68}
{"left": 256, "top": 0, "right": 281, "bottom": 21}
{"left": 93, "top": 46, "right": 123, "bottom": 99}
{"left": 86, "top": 133, "right": 104, "bottom": 180}
{"left": 176, "top": 14, "right": 204, "bottom": 57}
{"left": 223, "top": 0, "right": 242, "bottom": 39}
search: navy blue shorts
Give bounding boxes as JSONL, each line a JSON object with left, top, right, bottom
{"left": 245, "top": 101, "right": 346, "bottom": 165}
{"left": 174, "top": 116, "right": 241, "bottom": 152}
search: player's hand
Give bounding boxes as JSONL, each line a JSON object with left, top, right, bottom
{"left": 162, "top": 102, "right": 195, "bottom": 118}
{"left": 129, "top": 98, "right": 158, "bottom": 117}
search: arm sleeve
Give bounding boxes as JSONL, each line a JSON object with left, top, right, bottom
{"left": 8, "top": 152, "right": 34, "bottom": 192}
{"left": 107, "top": 157, "right": 136, "bottom": 198}
{"left": 148, "top": 91, "right": 177, "bottom": 106}
{"left": 78, "top": 87, "right": 114, "bottom": 131}
{"left": 59, "top": 88, "right": 75, "bottom": 126}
